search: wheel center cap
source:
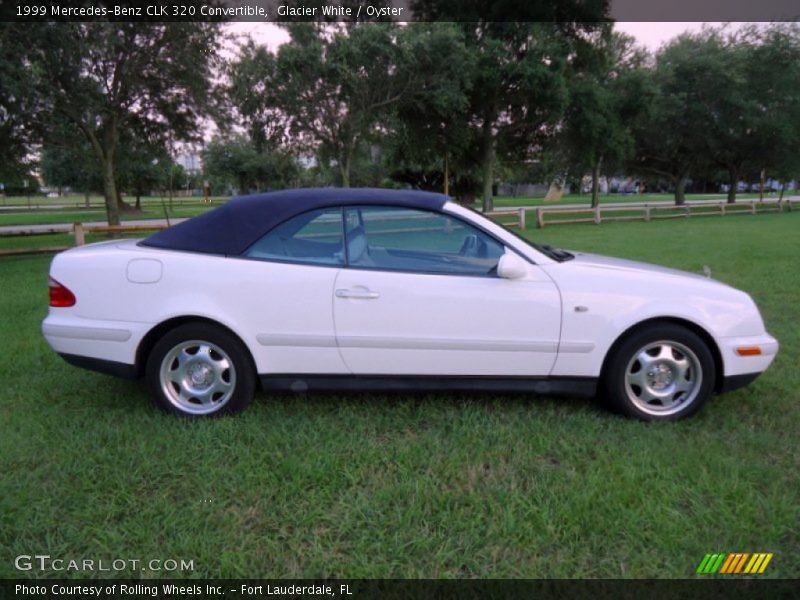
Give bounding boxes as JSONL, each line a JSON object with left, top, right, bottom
{"left": 188, "top": 364, "right": 213, "bottom": 388}
{"left": 647, "top": 364, "right": 673, "bottom": 389}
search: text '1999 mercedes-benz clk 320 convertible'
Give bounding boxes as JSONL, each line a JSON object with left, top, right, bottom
{"left": 42, "top": 188, "right": 778, "bottom": 420}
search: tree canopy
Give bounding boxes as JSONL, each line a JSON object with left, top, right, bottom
{"left": 5, "top": 19, "right": 800, "bottom": 222}
{"left": 20, "top": 22, "right": 219, "bottom": 223}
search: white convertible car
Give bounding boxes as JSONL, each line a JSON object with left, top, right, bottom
{"left": 42, "top": 188, "right": 778, "bottom": 420}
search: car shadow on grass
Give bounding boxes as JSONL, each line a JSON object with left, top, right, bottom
{"left": 254, "top": 388, "right": 606, "bottom": 418}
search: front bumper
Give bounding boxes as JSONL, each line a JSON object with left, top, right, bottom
{"left": 719, "top": 372, "right": 763, "bottom": 393}
{"left": 718, "top": 332, "right": 779, "bottom": 378}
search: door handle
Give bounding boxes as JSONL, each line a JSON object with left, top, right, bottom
{"left": 335, "top": 288, "right": 380, "bottom": 300}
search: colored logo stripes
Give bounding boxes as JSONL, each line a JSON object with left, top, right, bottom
{"left": 697, "top": 552, "right": 773, "bottom": 574}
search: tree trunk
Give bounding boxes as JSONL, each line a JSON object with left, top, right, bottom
{"left": 84, "top": 191, "right": 90, "bottom": 208}
{"left": 135, "top": 193, "right": 141, "bottom": 210}
{"left": 727, "top": 166, "right": 739, "bottom": 204}
{"left": 443, "top": 151, "right": 449, "bottom": 197}
{"left": 779, "top": 182, "right": 786, "bottom": 202}
{"left": 102, "top": 158, "right": 121, "bottom": 226}
{"left": 590, "top": 156, "right": 603, "bottom": 208}
{"left": 338, "top": 145, "right": 354, "bottom": 188}
{"left": 480, "top": 118, "right": 494, "bottom": 212}
{"left": 674, "top": 173, "right": 688, "bottom": 206}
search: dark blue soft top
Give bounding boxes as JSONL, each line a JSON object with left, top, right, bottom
{"left": 140, "top": 187, "right": 449, "bottom": 256}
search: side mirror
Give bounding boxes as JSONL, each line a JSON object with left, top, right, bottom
{"left": 497, "top": 251, "right": 528, "bottom": 280}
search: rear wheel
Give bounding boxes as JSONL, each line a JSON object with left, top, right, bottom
{"left": 602, "top": 323, "right": 715, "bottom": 421}
{"left": 146, "top": 323, "right": 255, "bottom": 417}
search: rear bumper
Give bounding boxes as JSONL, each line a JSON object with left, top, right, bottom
{"left": 42, "top": 313, "right": 146, "bottom": 366}
{"left": 58, "top": 353, "right": 138, "bottom": 379}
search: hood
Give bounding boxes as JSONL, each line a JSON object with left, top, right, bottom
{"left": 566, "top": 251, "right": 718, "bottom": 284}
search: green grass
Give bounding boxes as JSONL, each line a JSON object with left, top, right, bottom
{"left": 1, "top": 213, "right": 798, "bottom": 579}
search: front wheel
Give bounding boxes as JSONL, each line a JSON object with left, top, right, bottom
{"left": 602, "top": 323, "right": 716, "bottom": 421}
{"left": 146, "top": 323, "right": 256, "bottom": 417}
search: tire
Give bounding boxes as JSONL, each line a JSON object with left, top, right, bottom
{"left": 601, "top": 323, "right": 716, "bottom": 421}
{"left": 145, "top": 322, "right": 256, "bottom": 417}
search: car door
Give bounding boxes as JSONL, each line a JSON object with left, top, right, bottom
{"left": 236, "top": 207, "right": 349, "bottom": 375}
{"left": 332, "top": 206, "right": 562, "bottom": 376}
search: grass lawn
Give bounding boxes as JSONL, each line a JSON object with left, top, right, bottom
{"left": 1, "top": 212, "right": 798, "bottom": 579}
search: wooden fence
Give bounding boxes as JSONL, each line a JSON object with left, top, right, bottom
{"left": 486, "top": 198, "right": 798, "bottom": 229}
{"left": 1, "top": 197, "right": 797, "bottom": 257}
{"left": 0, "top": 222, "right": 168, "bottom": 257}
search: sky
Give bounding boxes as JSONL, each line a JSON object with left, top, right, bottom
{"left": 226, "top": 22, "right": 731, "bottom": 55}
{"left": 615, "top": 22, "right": 711, "bottom": 49}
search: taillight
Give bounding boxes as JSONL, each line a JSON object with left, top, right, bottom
{"left": 49, "top": 276, "right": 76, "bottom": 307}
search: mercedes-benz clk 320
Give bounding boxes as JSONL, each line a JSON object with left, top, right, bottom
{"left": 42, "top": 188, "right": 778, "bottom": 420}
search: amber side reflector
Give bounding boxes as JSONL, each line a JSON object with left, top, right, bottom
{"left": 736, "top": 346, "right": 762, "bottom": 356}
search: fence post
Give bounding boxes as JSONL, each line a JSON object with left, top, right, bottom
{"left": 74, "top": 222, "right": 85, "bottom": 246}
{"left": 720, "top": 202, "right": 725, "bottom": 216}
{"left": 751, "top": 200, "right": 756, "bottom": 214}
{"left": 593, "top": 205, "right": 601, "bottom": 224}
{"left": 518, "top": 207, "right": 526, "bottom": 230}
{"left": 536, "top": 207, "right": 544, "bottom": 229}
{"left": 644, "top": 205, "right": 651, "bottom": 222}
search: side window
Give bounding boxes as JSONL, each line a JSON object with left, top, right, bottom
{"left": 244, "top": 208, "right": 344, "bottom": 266}
{"left": 344, "top": 206, "right": 505, "bottom": 276}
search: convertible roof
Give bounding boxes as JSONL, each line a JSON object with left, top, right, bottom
{"left": 140, "top": 187, "right": 449, "bottom": 256}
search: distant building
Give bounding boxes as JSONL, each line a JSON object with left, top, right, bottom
{"left": 176, "top": 153, "right": 202, "bottom": 174}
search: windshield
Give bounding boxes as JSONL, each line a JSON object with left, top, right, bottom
{"left": 460, "top": 204, "right": 574, "bottom": 262}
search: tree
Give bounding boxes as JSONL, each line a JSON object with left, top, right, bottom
{"left": 560, "top": 32, "right": 653, "bottom": 207}
{"left": 24, "top": 23, "right": 219, "bottom": 224}
{"left": 116, "top": 136, "right": 172, "bottom": 209}
{"left": 41, "top": 141, "right": 103, "bottom": 206}
{"left": 203, "top": 135, "right": 298, "bottom": 194}
{"left": 628, "top": 31, "right": 730, "bottom": 205}
{"left": 411, "top": 2, "right": 612, "bottom": 211}
{"left": 465, "top": 23, "right": 575, "bottom": 211}
{"left": 230, "top": 23, "right": 412, "bottom": 187}
{"left": 732, "top": 24, "right": 800, "bottom": 202}
{"left": 225, "top": 41, "right": 288, "bottom": 153}
{"left": 629, "top": 25, "right": 800, "bottom": 205}
{"left": 691, "top": 29, "right": 762, "bottom": 204}
{"left": 385, "top": 24, "right": 475, "bottom": 197}
{"left": 283, "top": 23, "right": 408, "bottom": 187}
{"left": 0, "top": 23, "right": 42, "bottom": 184}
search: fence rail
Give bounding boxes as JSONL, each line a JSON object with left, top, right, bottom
{"left": 0, "top": 196, "right": 220, "bottom": 211}
{"left": 486, "top": 198, "right": 798, "bottom": 229}
{"left": 0, "top": 222, "right": 169, "bottom": 257}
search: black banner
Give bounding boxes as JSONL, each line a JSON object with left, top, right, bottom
{"left": 1, "top": 0, "right": 799, "bottom": 23}
{"left": 3, "top": 579, "right": 800, "bottom": 600}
